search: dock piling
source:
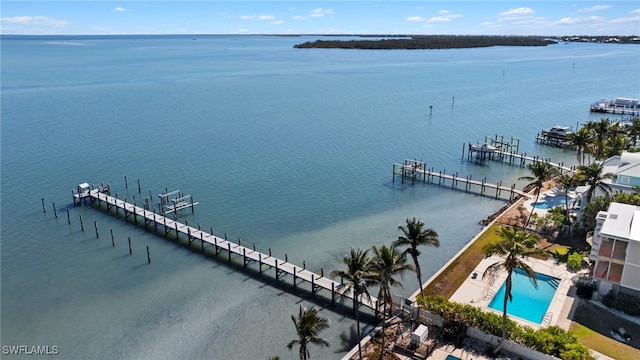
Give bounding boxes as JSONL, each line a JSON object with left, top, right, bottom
{"left": 147, "top": 246, "right": 151, "bottom": 263}
{"left": 128, "top": 237, "right": 132, "bottom": 255}
{"left": 52, "top": 202, "right": 58, "bottom": 218}
{"left": 41, "top": 198, "right": 46, "bottom": 213}
{"left": 79, "top": 214, "right": 84, "bottom": 232}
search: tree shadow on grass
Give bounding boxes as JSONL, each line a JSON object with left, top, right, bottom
{"left": 572, "top": 300, "right": 640, "bottom": 352}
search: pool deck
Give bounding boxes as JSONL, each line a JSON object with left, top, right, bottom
{"left": 449, "top": 255, "right": 575, "bottom": 329}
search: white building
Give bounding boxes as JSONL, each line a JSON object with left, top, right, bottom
{"left": 589, "top": 202, "right": 640, "bottom": 297}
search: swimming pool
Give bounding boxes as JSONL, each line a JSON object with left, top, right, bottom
{"left": 488, "top": 268, "right": 559, "bottom": 324}
{"left": 445, "top": 356, "right": 462, "bottom": 360}
{"left": 533, "top": 195, "right": 572, "bottom": 209}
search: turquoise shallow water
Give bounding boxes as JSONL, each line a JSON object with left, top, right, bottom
{"left": 2, "top": 35, "right": 639, "bottom": 359}
{"left": 489, "top": 269, "right": 560, "bottom": 324}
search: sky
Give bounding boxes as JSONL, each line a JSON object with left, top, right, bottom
{"left": 1, "top": 1, "right": 639, "bottom": 36}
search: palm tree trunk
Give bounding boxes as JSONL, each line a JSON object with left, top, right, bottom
{"left": 379, "top": 293, "right": 387, "bottom": 360}
{"left": 356, "top": 302, "right": 362, "bottom": 360}
{"left": 355, "top": 289, "right": 362, "bottom": 360}
{"left": 413, "top": 253, "right": 424, "bottom": 297}
{"left": 524, "top": 192, "right": 540, "bottom": 229}
{"left": 493, "top": 275, "right": 511, "bottom": 355}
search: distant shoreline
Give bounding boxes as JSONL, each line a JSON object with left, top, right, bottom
{"left": 294, "top": 35, "right": 640, "bottom": 50}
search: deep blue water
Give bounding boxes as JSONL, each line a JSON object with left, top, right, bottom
{"left": 1, "top": 35, "right": 638, "bottom": 359}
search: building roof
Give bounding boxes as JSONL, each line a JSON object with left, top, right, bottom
{"left": 601, "top": 202, "right": 640, "bottom": 242}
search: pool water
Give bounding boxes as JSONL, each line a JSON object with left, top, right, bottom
{"left": 445, "top": 356, "right": 462, "bottom": 360}
{"left": 488, "top": 268, "right": 559, "bottom": 324}
{"left": 533, "top": 195, "right": 571, "bottom": 209}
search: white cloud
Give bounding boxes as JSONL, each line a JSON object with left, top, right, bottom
{"left": 428, "top": 10, "right": 462, "bottom": 23}
{"left": 631, "top": 9, "right": 640, "bottom": 14}
{"left": 499, "top": 7, "right": 535, "bottom": 17}
{"left": 310, "top": 8, "right": 333, "bottom": 18}
{"left": 556, "top": 17, "right": 581, "bottom": 25}
{"left": 240, "top": 14, "right": 276, "bottom": 21}
{"left": 293, "top": 15, "right": 306, "bottom": 21}
{"left": 1, "top": 16, "right": 67, "bottom": 27}
{"left": 113, "top": 7, "right": 131, "bottom": 13}
{"left": 406, "top": 16, "right": 425, "bottom": 22}
{"left": 610, "top": 15, "right": 640, "bottom": 24}
{"left": 271, "top": 20, "right": 284, "bottom": 25}
{"left": 578, "top": 5, "right": 612, "bottom": 13}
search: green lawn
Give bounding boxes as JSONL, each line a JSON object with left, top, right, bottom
{"left": 423, "top": 223, "right": 503, "bottom": 298}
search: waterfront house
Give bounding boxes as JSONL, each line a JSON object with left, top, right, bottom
{"left": 589, "top": 202, "right": 640, "bottom": 297}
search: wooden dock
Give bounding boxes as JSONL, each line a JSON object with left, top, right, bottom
{"left": 392, "top": 160, "right": 530, "bottom": 201}
{"left": 73, "top": 186, "right": 378, "bottom": 311}
{"left": 463, "top": 143, "right": 574, "bottom": 173}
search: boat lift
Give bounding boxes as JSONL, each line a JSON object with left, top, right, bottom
{"left": 159, "top": 189, "right": 198, "bottom": 215}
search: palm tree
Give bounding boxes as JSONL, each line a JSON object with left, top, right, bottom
{"left": 577, "top": 162, "right": 616, "bottom": 204}
{"left": 558, "top": 173, "right": 578, "bottom": 235}
{"left": 393, "top": 217, "right": 439, "bottom": 298}
{"left": 601, "top": 134, "right": 630, "bottom": 158}
{"left": 626, "top": 118, "right": 640, "bottom": 148}
{"left": 518, "top": 161, "right": 558, "bottom": 228}
{"left": 368, "top": 244, "right": 414, "bottom": 359}
{"left": 330, "top": 248, "right": 372, "bottom": 360}
{"left": 587, "top": 118, "right": 611, "bottom": 159}
{"left": 287, "top": 305, "right": 330, "bottom": 360}
{"left": 566, "top": 127, "right": 592, "bottom": 165}
{"left": 482, "top": 227, "right": 545, "bottom": 354}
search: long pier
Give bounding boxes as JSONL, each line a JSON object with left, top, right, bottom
{"left": 392, "top": 160, "right": 530, "bottom": 201}
{"left": 73, "top": 186, "right": 378, "bottom": 311}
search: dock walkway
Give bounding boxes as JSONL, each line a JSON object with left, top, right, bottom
{"left": 393, "top": 160, "right": 530, "bottom": 201}
{"left": 74, "top": 187, "right": 378, "bottom": 311}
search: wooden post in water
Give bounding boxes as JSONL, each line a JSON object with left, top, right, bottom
{"left": 111, "top": 229, "right": 115, "bottom": 247}
{"left": 137, "top": 179, "right": 141, "bottom": 193}
{"left": 42, "top": 198, "right": 46, "bottom": 213}
{"left": 259, "top": 253, "right": 263, "bottom": 274}
{"left": 243, "top": 248, "right": 247, "bottom": 268}
{"left": 79, "top": 214, "right": 84, "bottom": 231}
{"left": 94, "top": 221, "right": 99, "bottom": 238}
{"left": 52, "top": 202, "right": 58, "bottom": 218}
{"left": 293, "top": 267, "right": 297, "bottom": 289}
{"left": 311, "top": 274, "right": 316, "bottom": 298}
{"left": 227, "top": 242, "right": 231, "bottom": 262}
{"left": 147, "top": 246, "right": 151, "bottom": 263}
{"left": 285, "top": 254, "right": 288, "bottom": 262}
{"left": 67, "top": 209, "right": 71, "bottom": 224}
{"left": 124, "top": 175, "right": 128, "bottom": 190}
{"left": 275, "top": 261, "right": 279, "bottom": 283}
{"left": 128, "top": 237, "right": 132, "bottom": 255}
{"left": 331, "top": 282, "right": 335, "bottom": 305}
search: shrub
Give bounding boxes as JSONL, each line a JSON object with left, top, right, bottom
{"left": 600, "top": 291, "right": 640, "bottom": 317}
{"left": 575, "top": 281, "right": 596, "bottom": 299}
{"left": 567, "top": 252, "right": 583, "bottom": 271}
{"left": 419, "top": 296, "right": 594, "bottom": 359}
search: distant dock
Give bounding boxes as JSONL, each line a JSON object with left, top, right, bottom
{"left": 590, "top": 97, "right": 640, "bottom": 116}
{"left": 72, "top": 184, "right": 378, "bottom": 311}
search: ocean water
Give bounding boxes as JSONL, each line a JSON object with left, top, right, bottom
{"left": 1, "top": 35, "right": 638, "bottom": 359}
